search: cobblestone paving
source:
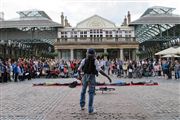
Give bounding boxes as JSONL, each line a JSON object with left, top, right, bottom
{"left": 0, "top": 76, "right": 180, "bottom": 120}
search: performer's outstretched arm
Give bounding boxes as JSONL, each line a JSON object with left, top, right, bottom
{"left": 99, "top": 70, "right": 112, "bottom": 83}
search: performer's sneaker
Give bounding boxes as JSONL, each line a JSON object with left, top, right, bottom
{"left": 88, "top": 109, "right": 97, "bottom": 115}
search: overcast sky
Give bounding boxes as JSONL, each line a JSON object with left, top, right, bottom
{"left": 0, "top": 0, "right": 180, "bottom": 26}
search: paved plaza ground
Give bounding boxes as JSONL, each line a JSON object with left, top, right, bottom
{"left": 0, "top": 76, "right": 180, "bottom": 120}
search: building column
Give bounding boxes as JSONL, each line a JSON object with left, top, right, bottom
{"left": 35, "top": 45, "right": 38, "bottom": 56}
{"left": 58, "top": 49, "right": 61, "bottom": 60}
{"left": 103, "top": 48, "right": 108, "bottom": 60}
{"left": 135, "top": 48, "right": 139, "bottom": 61}
{"left": 3, "top": 44, "right": 6, "bottom": 59}
{"left": 132, "top": 49, "right": 136, "bottom": 61}
{"left": 70, "top": 49, "right": 74, "bottom": 60}
{"left": 104, "top": 48, "right": 107, "bottom": 53}
{"left": 120, "top": 48, "right": 124, "bottom": 61}
{"left": 54, "top": 49, "right": 59, "bottom": 60}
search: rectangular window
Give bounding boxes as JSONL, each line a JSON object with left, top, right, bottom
{"left": 93, "top": 30, "right": 96, "bottom": 33}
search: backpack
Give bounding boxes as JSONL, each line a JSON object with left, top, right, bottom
{"left": 69, "top": 81, "right": 78, "bottom": 88}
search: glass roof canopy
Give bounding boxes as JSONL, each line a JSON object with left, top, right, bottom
{"left": 0, "top": 10, "right": 61, "bottom": 46}
{"left": 130, "top": 6, "right": 180, "bottom": 44}
{"left": 16, "top": 10, "right": 52, "bottom": 20}
{"left": 141, "top": 6, "right": 175, "bottom": 17}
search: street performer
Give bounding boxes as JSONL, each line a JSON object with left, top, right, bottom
{"left": 78, "top": 48, "right": 112, "bottom": 114}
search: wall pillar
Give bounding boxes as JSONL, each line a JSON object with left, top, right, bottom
{"left": 58, "top": 49, "right": 61, "bottom": 60}
{"left": 132, "top": 49, "right": 136, "bottom": 61}
{"left": 120, "top": 48, "right": 124, "bottom": 61}
{"left": 103, "top": 48, "right": 108, "bottom": 60}
{"left": 104, "top": 48, "right": 107, "bottom": 53}
{"left": 54, "top": 49, "right": 58, "bottom": 60}
{"left": 70, "top": 49, "right": 74, "bottom": 60}
{"left": 135, "top": 48, "right": 139, "bottom": 61}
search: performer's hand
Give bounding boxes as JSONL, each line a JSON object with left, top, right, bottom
{"left": 108, "top": 77, "right": 112, "bottom": 83}
{"left": 77, "top": 70, "right": 82, "bottom": 81}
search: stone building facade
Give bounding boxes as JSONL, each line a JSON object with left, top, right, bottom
{"left": 54, "top": 12, "right": 139, "bottom": 61}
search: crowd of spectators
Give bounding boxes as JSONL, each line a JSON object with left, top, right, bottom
{"left": 0, "top": 57, "right": 81, "bottom": 83}
{"left": 98, "top": 58, "right": 180, "bottom": 80}
{"left": 0, "top": 57, "right": 179, "bottom": 83}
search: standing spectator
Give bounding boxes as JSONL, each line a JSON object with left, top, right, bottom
{"left": 122, "top": 61, "right": 128, "bottom": 78}
{"left": 127, "top": 61, "right": 133, "bottom": 78}
{"left": 6, "top": 61, "right": 11, "bottom": 82}
{"left": 154, "top": 62, "right": 161, "bottom": 77}
{"left": 106, "top": 60, "right": 111, "bottom": 75}
{"left": 13, "top": 62, "right": 19, "bottom": 82}
{"left": 0, "top": 61, "right": 6, "bottom": 82}
{"left": 117, "top": 61, "right": 123, "bottom": 77}
{"left": 0, "top": 60, "right": 2, "bottom": 82}
{"left": 174, "top": 60, "right": 180, "bottom": 79}
{"left": 18, "top": 64, "right": 24, "bottom": 81}
{"left": 162, "top": 59, "right": 169, "bottom": 79}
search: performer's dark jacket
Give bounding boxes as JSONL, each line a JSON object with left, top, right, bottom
{"left": 82, "top": 58, "right": 98, "bottom": 75}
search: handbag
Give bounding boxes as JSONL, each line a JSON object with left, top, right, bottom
{"left": 128, "top": 69, "right": 133, "bottom": 72}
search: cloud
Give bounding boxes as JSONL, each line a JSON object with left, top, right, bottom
{"left": 0, "top": 0, "right": 179, "bottom": 27}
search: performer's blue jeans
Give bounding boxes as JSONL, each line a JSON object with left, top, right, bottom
{"left": 80, "top": 74, "right": 96, "bottom": 113}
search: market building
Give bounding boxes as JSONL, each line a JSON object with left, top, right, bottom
{"left": 1, "top": 6, "right": 179, "bottom": 60}
{"left": 55, "top": 12, "right": 139, "bottom": 60}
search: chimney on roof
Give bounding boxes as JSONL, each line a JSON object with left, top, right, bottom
{"left": 123, "top": 16, "right": 127, "bottom": 26}
{"left": 61, "top": 12, "right": 64, "bottom": 26}
{"left": 127, "top": 11, "right": 131, "bottom": 24}
{"left": 0, "top": 12, "right": 4, "bottom": 21}
{"left": 65, "top": 16, "right": 69, "bottom": 27}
